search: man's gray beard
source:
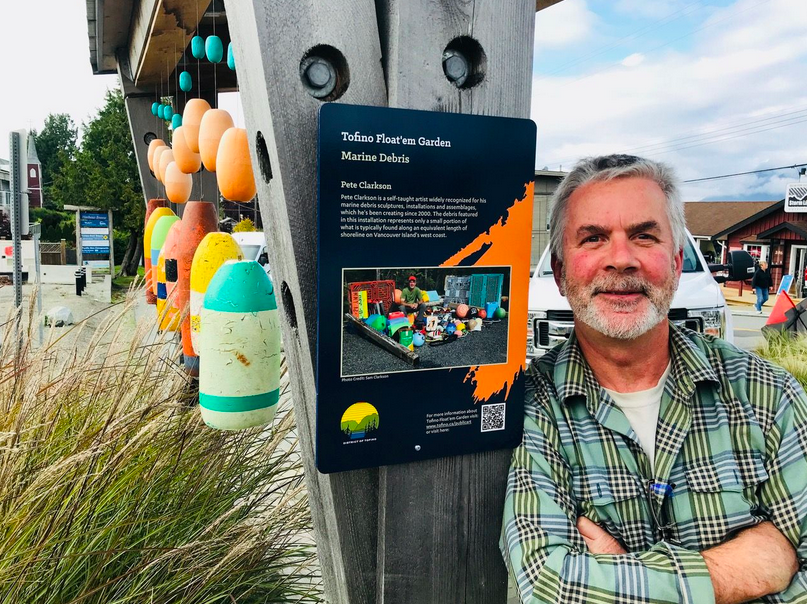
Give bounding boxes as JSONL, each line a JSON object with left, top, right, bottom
{"left": 561, "top": 265, "right": 679, "bottom": 340}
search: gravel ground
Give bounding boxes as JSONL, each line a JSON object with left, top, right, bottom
{"left": 341, "top": 317, "right": 509, "bottom": 376}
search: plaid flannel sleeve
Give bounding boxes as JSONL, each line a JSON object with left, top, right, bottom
{"left": 500, "top": 404, "right": 715, "bottom": 604}
{"left": 757, "top": 374, "right": 807, "bottom": 602}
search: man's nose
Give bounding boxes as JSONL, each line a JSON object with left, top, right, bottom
{"left": 606, "top": 236, "right": 639, "bottom": 272}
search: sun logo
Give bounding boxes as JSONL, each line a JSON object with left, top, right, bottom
{"left": 341, "top": 402, "right": 379, "bottom": 440}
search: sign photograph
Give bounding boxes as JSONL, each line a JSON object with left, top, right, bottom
{"left": 316, "top": 104, "right": 536, "bottom": 473}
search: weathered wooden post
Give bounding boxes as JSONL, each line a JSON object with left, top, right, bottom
{"left": 222, "top": 1, "right": 536, "bottom": 602}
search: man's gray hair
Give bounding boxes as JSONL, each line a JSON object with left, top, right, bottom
{"left": 548, "top": 154, "right": 687, "bottom": 261}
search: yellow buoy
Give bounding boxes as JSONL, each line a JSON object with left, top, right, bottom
{"left": 189, "top": 232, "right": 244, "bottom": 354}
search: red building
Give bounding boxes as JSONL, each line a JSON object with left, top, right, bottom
{"left": 685, "top": 199, "right": 807, "bottom": 295}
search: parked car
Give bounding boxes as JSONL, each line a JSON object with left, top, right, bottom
{"left": 231, "top": 231, "right": 271, "bottom": 280}
{"left": 526, "top": 231, "right": 735, "bottom": 360}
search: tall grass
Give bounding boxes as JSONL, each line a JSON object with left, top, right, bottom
{"left": 0, "top": 293, "right": 320, "bottom": 603}
{"left": 756, "top": 331, "right": 807, "bottom": 388}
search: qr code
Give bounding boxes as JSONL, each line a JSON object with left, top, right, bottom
{"left": 481, "top": 403, "right": 506, "bottom": 432}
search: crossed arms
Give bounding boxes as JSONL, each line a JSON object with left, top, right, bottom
{"left": 501, "top": 380, "right": 807, "bottom": 604}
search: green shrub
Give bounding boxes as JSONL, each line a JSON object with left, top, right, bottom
{"left": 0, "top": 295, "right": 320, "bottom": 603}
{"left": 755, "top": 331, "right": 807, "bottom": 388}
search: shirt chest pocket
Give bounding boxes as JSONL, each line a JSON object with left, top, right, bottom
{"left": 572, "top": 469, "right": 651, "bottom": 552}
{"left": 671, "top": 454, "right": 769, "bottom": 549}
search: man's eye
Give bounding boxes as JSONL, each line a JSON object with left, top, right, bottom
{"left": 635, "top": 233, "right": 657, "bottom": 241}
{"left": 583, "top": 235, "right": 602, "bottom": 243}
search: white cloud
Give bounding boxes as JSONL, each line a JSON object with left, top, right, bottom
{"left": 0, "top": 0, "right": 118, "bottom": 158}
{"left": 621, "top": 53, "right": 645, "bottom": 67}
{"left": 534, "top": 0, "right": 598, "bottom": 49}
{"left": 613, "top": 0, "right": 696, "bottom": 19}
{"left": 532, "top": 0, "right": 807, "bottom": 200}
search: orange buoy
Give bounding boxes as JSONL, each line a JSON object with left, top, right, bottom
{"left": 158, "top": 148, "right": 175, "bottom": 184}
{"left": 164, "top": 162, "right": 192, "bottom": 203}
{"left": 147, "top": 139, "right": 166, "bottom": 172}
{"left": 198, "top": 109, "right": 234, "bottom": 172}
{"left": 175, "top": 201, "right": 218, "bottom": 377}
{"left": 172, "top": 126, "right": 201, "bottom": 174}
{"left": 182, "top": 98, "right": 211, "bottom": 154}
{"left": 143, "top": 199, "right": 168, "bottom": 305}
{"left": 152, "top": 146, "right": 170, "bottom": 182}
{"left": 216, "top": 128, "right": 256, "bottom": 201}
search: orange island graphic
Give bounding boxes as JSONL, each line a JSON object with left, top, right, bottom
{"left": 442, "top": 181, "right": 534, "bottom": 402}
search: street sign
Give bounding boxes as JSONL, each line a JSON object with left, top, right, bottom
{"left": 785, "top": 183, "right": 807, "bottom": 213}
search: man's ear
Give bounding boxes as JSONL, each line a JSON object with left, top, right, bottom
{"left": 674, "top": 247, "right": 684, "bottom": 278}
{"left": 551, "top": 254, "right": 565, "bottom": 296}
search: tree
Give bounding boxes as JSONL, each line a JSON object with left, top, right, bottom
{"left": 32, "top": 114, "right": 78, "bottom": 209}
{"left": 51, "top": 89, "right": 144, "bottom": 276}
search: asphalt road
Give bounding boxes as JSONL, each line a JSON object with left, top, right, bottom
{"left": 730, "top": 307, "right": 768, "bottom": 351}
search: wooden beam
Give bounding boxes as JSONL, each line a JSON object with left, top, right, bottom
{"left": 536, "top": 0, "right": 563, "bottom": 11}
{"left": 128, "top": 0, "right": 209, "bottom": 87}
{"left": 223, "top": 1, "right": 388, "bottom": 602}
{"left": 345, "top": 314, "right": 420, "bottom": 365}
{"left": 374, "top": 1, "right": 535, "bottom": 601}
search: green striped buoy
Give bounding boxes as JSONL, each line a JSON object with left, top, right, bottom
{"left": 199, "top": 260, "right": 280, "bottom": 430}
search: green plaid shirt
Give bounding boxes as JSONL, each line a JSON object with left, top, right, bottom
{"left": 501, "top": 325, "right": 807, "bottom": 603}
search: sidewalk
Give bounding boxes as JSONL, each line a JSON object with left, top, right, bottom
{"left": 721, "top": 287, "right": 801, "bottom": 315}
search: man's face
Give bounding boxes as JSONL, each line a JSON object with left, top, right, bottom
{"left": 551, "top": 177, "right": 683, "bottom": 340}
{"left": 408, "top": 279, "right": 416, "bottom": 290}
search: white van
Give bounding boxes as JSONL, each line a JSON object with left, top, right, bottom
{"left": 526, "top": 231, "right": 734, "bottom": 359}
{"left": 231, "top": 231, "right": 272, "bottom": 280}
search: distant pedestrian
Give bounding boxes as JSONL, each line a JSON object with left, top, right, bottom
{"left": 752, "top": 260, "right": 772, "bottom": 313}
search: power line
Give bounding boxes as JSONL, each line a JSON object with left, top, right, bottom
{"left": 683, "top": 163, "right": 807, "bottom": 183}
{"left": 545, "top": 108, "right": 807, "bottom": 168}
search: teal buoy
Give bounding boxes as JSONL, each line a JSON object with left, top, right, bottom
{"left": 151, "top": 102, "right": 160, "bottom": 116}
{"left": 199, "top": 260, "right": 280, "bottom": 430}
{"left": 157, "top": 105, "right": 165, "bottom": 119}
{"left": 205, "top": 35, "right": 223, "bottom": 63}
{"left": 163, "top": 105, "right": 174, "bottom": 121}
{"left": 179, "top": 70, "right": 192, "bottom": 92}
{"left": 171, "top": 114, "right": 182, "bottom": 129}
{"left": 227, "top": 43, "right": 235, "bottom": 71}
{"left": 191, "top": 35, "right": 205, "bottom": 59}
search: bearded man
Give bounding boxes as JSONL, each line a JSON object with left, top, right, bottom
{"left": 501, "top": 155, "right": 807, "bottom": 604}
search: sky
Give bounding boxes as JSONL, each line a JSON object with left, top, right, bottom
{"left": 1, "top": 0, "right": 805, "bottom": 201}
{"left": 533, "top": 0, "right": 807, "bottom": 200}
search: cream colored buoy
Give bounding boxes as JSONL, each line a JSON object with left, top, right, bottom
{"left": 189, "top": 232, "right": 244, "bottom": 354}
{"left": 216, "top": 128, "right": 256, "bottom": 202}
{"left": 164, "top": 162, "right": 192, "bottom": 203}
{"left": 199, "top": 260, "right": 280, "bottom": 430}
{"left": 158, "top": 149, "right": 175, "bottom": 184}
{"left": 152, "top": 146, "right": 170, "bottom": 182}
{"left": 147, "top": 139, "right": 166, "bottom": 172}
{"left": 172, "top": 126, "right": 201, "bottom": 174}
{"left": 198, "top": 109, "right": 234, "bottom": 172}
{"left": 182, "top": 98, "right": 211, "bottom": 154}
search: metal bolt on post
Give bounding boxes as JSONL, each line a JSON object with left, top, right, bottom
{"left": 442, "top": 49, "right": 469, "bottom": 87}
{"left": 300, "top": 56, "right": 337, "bottom": 98}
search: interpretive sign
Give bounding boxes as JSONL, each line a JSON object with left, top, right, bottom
{"left": 316, "top": 104, "right": 536, "bottom": 473}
